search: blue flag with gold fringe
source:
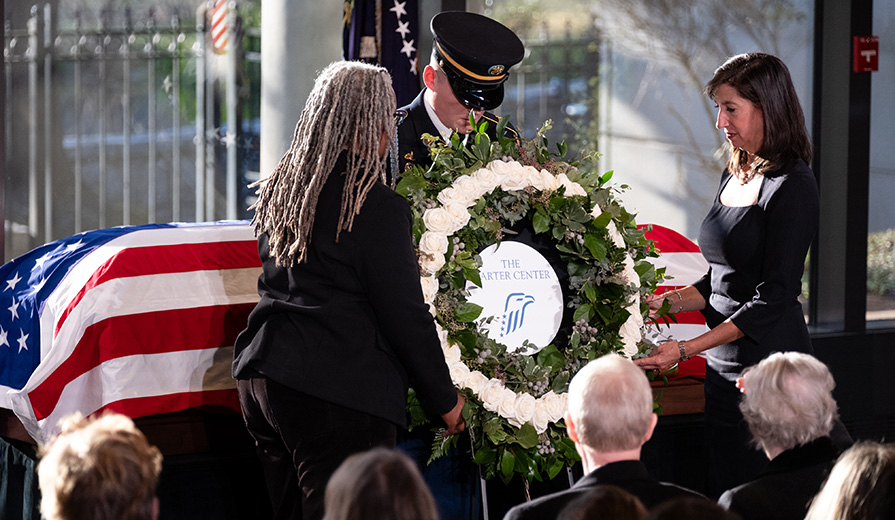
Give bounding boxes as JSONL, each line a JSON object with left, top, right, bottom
{"left": 342, "top": 0, "right": 422, "bottom": 107}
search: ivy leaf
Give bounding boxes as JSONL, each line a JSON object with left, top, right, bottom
{"left": 591, "top": 211, "right": 612, "bottom": 229}
{"left": 514, "top": 423, "right": 539, "bottom": 449}
{"left": 552, "top": 226, "right": 566, "bottom": 241}
{"left": 551, "top": 371, "right": 570, "bottom": 393}
{"left": 500, "top": 449, "right": 516, "bottom": 482}
{"left": 463, "top": 266, "right": 483, "bottom": 288}
{"left": 536, "top": 344, "right": 564, "bottom": 373}
{"left": 583, "top": 282, "right": 597, "bottom": 303}
{"left": 583, "top": 234, "right": 607, "bottom": 261}
{"left": 455, "top": 302, "right": 484, "bottom": 322}
{"left": 395, "top": 175, "right": 428, "bottom": 197}
{"left": 547, "top": 458, "right": 564, "bottom": 480}
{"left": 532, "top": 210, "right": 551, "bottom": 234}
{"left": 573, "top": 302, "right": 594, "bottom": 323}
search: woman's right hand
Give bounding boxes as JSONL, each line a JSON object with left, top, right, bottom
{"left": 441, "top": 394, "right": 466, "bottom": 436}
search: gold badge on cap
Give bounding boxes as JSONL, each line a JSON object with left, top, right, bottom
{"left": 488, "top": 65, "right": 505, "bottom": 76}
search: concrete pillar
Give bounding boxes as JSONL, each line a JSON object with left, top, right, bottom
{"left": 259, "top": 1, "right": 343, "bottom": 177}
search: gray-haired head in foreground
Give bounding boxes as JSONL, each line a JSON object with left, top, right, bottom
{"left": 739, "top": 351, "right": 838, "bottom": 455}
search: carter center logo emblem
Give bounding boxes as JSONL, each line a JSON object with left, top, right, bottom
{"left": 500, "top": 293, "right": 535, "bottom": 336}
{"left": 466, "top": 241, "right": 563, "bottom": 354}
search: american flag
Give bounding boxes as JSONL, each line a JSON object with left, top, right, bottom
{"left": 0, "top": 221, "right": 261, "bottom": 442}
{"left": 641, "top": 224, "right": 710, "bottom": 378}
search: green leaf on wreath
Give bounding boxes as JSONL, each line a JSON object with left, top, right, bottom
{"left": 473, "top": 445, "right": 497, "bottom": 465}
{"left": 453, "top": 329, "right": 478, "bottom": 351}
{"left": 583, "top": 282, "right": 597, "bottom": 303}
{"left": 500, "top": 449, "right": 516, "bottom": 482}
{"left": 463, "top": 266, "right": 482, "bottom": 288}
{"left": 551, "top": 371, "right": 570, "bottom": 393}
{"left": 601, "top": 170, "right": 614, "bottom": 184}
{"left": 395, "top": 175, "right": 428, "bottom": 197}
{"left": 536, "top": 344, "right": 564, "bottom": 373}
{"left": 455, "top": 302, "right": 484, "bottom": 322}
{"left": 532, "top": 210, "right": 551, "bottom": 235}
{"left": 514, "top": 423, "right": 539, "bottom": 449}
{"left": 552, "top": 225, "right": 566, "bottom": 241}
{"left": 591, "top": 211, "right": 612, "bottom": 229}
{"left": 547, "top": 458, "right": 565, "bottom": 480}
{"left": 583, "top": 234, "right": 607, "bottom": 260}
{"left": 573, "top": 302, "right": 594, "bottom": 323}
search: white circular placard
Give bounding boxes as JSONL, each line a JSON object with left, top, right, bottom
{"left": 465, "top": 241, "right": 563, "bottom": 354}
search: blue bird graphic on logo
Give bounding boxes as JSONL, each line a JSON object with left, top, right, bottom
{"left": 500, "top": 293, "right": 536, "bottom": 337}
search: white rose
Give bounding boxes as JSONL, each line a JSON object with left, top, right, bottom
{"left": 480, "top": 379, "right": 506, "bottom": 413}
{"left": 541, "top": 170, "right": 563, "bottom": 192}
{"left": 532, "top": 400, "right": 551, "bottom": 433}
{"left": 557, "top": 173, "right": 587, "bottom": 197}
{"left": 443, "top": 203, "right": 471, "bottom": 229}
{"left": 436, "top": 324, "right": 449, "bottom": 348}
{"left": 419, "top": 253, "right": 445, "bottom": 276}
{"left": 422, "top": 208, "right": 454, "bottom": 233}
{"left": 428, "top": 302, "right": 437, "bottom": 316}
{"left": 508, "top": 392, "right": 536, "bottom": 428}
{"left": 500, "top": 163, "right": 530, "bottom": 191}
{"left": 448, "top": 361, "right": 471, "bottom": 386}
{"left": 487, "top": 158, "right": 515, "bottom": 183}
{"left": 419, "top": 231, "right": 449, "bottom": 255}
{"left": 541, "top": 390, "right": 566, "bottom": 423}
{"left": 619, "top": 303, "right": 644, "bottom": 357}
{"left": 497, "top": 388, "right": 518, "bottom": 419}
{"left": 437, "top": 187, "right": 461, "bottom": 207}
{"left": 452, "top": 175, "right": 481, "bottom": 205}
{"left": 471, "top": 167, "right": 499, "bottom": 193}
{"left": 464, "top": 371, "right": 489, "bottom": 395}
{"left": 420, "top": 275, "right": 439, "bottom": 303}
{"left": 443, "top": 343, "right": 462, "bottom": 363}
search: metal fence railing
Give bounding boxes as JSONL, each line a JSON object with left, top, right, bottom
{"left": 3, "top": 2, "right": 260, "bottom": 260}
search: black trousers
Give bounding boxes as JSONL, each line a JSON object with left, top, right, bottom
{"left": 237, "top": 376, "right": 397, "bottom": 520}
{"left": 703, "top": 366, "right": 769, "bottom": 498}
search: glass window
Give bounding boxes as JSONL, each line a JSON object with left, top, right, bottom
{"left": 477, "top": 0, "right": 815, "bottom": 313}
{"left": 867, "top": 0, "right": 895, "bottom": 324}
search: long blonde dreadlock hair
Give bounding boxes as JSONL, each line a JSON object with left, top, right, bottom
{"left": 250, "top": 61, "right": 396, "bottom": 267}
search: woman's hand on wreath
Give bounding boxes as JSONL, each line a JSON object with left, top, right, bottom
{"left": 441, "top": 394, "right": 466, "bottom": 436}
{"left": 633, "top": 341, "right": 682, "bottom": 373}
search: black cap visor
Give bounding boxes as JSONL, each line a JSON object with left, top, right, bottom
{"left": 443, "top": 66, "right": 506, "bottom": 111}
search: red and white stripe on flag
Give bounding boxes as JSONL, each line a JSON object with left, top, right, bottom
{"left": 4, "top": 222, "right": 260, "bottom": 441}
{"left": 640, "top": 224, "right": 710, "bottom": 378}
{"left": 211, "top": 0, "right": 230, "bottom": 53}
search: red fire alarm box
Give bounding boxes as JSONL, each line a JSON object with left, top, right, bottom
{"left": 853, "top": 35, "right": 879, "bottom": 73}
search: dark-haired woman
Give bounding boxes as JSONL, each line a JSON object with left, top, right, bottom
{"left": 634, "top": 53, "right": 820, "bottom": 495}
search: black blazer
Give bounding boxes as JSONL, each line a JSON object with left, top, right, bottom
{"left": 395, "top": 89, "right": 519, "bottom": 174}
{"left": 503, "top": 460, "right": 705, "bottom": 520}
{"left": 718, "top": 436, "right": 839, "bottom": 520}
{"left": 232, "top": 153, "right": 457, "bottom": 427}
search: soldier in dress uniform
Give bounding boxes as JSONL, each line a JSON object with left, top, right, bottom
{"left": 394, "top": 11, "right": 525, "bottom": 175}
{"left": 394, "top": 14, "right": 528, "bottom": 520}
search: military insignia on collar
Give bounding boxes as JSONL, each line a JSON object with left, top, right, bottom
{"left": 404, "top": 152, "right": 414, "bottom": 161}
{"left": 488, "top": 65, "right": 505, "bottom": 76}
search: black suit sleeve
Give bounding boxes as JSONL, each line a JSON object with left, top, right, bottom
{"left": 351, "top": 189, "right": 459, "bottom": 416}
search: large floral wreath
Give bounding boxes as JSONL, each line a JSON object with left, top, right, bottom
{"left": 398, "top": 119, "right": 662, "bottom": 484}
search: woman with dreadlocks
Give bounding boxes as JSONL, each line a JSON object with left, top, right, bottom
{"left": 232, "top": 61, "right": 466, "bottom": 520}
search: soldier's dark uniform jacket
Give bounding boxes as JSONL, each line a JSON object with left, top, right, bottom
{"left": 394, "top": 89, "right": 519, "bottom": 174}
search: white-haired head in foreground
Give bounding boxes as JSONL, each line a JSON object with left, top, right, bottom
{"left": 567, "top": 353, "right": 654, "bottom": 453}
